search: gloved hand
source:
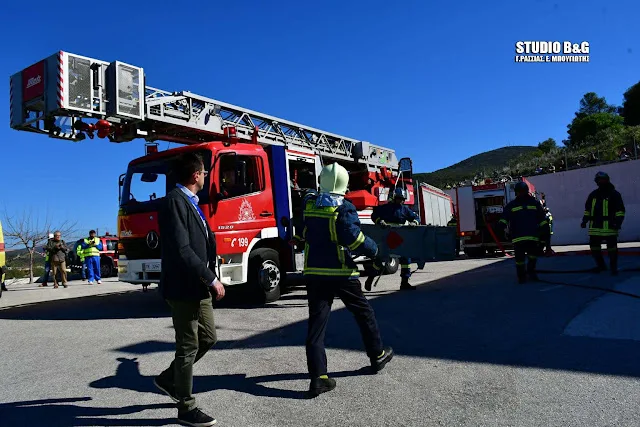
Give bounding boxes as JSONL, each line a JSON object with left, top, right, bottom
{"left": 580, "top": 222, "right": 587, "bottom": 229}
{"left": 378, "top": 220, "right": 390, "bottom": 228}
{"left": 408, "top": 220, "right": 419, "bottom": 227}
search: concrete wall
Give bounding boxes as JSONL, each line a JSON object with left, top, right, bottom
{"left": 526, "top": 159, "right": 640, "bottom": 245}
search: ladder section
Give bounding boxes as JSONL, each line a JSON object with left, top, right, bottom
{"left": 144, "top": 87, "right": 398, "bottom": 170}
{"left": 9, "top": 51, "right": 400, "bottom": 172}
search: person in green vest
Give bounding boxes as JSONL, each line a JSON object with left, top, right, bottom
{"left": 75, "top": 240, "right": 87, "bottom": 280}
{"left": 81, "top": 230, "right": 103, "bottom": 284}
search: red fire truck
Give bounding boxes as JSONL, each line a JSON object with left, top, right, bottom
{"left": 444, "top": 178, "right": 539, "bottom": 257}
{"left": 10, "top": 51, "right": 416, "bottom": 303}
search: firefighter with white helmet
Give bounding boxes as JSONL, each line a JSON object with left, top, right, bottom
{"left": 368, "top": 187, "right": 420, "bottom": 291}
{"left": 301, "top": 162, "right": 393, "bottom": 397}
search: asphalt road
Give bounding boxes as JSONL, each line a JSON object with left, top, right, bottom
{"left": 1, "top": 252, "right": 640, "bottom": 426}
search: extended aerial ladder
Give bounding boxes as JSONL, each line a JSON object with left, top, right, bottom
{"left": 10, "top": 51, "right": 410, "bottom": 175}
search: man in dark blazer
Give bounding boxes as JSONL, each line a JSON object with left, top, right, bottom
{"left": 154, "top": 151, "right": 224, "bottom": 427}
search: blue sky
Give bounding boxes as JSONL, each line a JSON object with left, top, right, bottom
{"left": 1, "top": 0, "right": 639, "bottom": 238}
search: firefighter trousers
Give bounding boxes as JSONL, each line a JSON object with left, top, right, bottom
{"left": 513, "top": 240, "right": 538, "bottom": 281}
{"left": 589, "top": 235, "right": 618, "bottom": 271}
{"left": 305, "top": 276, "right": 384, "bottom": 379}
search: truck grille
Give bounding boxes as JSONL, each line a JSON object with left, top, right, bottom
{"left": 122, "top": 238, "right": 161, "bottom": 260}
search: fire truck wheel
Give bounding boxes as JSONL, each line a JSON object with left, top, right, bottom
{"left": 384, "top": 257, "right": 399, "bottom": 275}
{"left": 100, "top": 258, "right": 114, "bottom": 278}
{"left": 248, "top": 248, "right": 282, "bottom": 303}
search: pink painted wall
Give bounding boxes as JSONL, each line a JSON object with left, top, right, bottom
{"left": 526, "top": 159, "right": 640, "bottom": 245}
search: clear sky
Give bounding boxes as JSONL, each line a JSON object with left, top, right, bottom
{"left": 1, "top": 0, "right": 639, "bottom": 237}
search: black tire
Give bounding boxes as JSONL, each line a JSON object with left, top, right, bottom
{"left": 464, "top": 247, "right": 486, "bottom": 258}
{"left": 384, "top": 257, "right": 399, "bottom": 275}
{"left": 101, "top": 258, "right": 114, "bottom": 278}
{"left": 248, "top": 248, "right": 282, "bottom": 303}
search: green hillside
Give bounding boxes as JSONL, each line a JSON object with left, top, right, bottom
{"left": 415, "top": 146, "right": 537, "bottom": 188}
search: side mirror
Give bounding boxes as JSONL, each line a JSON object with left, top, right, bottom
{"left": 141, "top": 172, "right": 158, "bottom": 183}
{"left": 399, "top": 157, "right": 413, "bottom": 174}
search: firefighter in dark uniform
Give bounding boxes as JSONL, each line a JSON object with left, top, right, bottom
{"left": 497, "top": 181, "right": 549, "bottom": 283}
{"left": 298, "top": 162, "right": 394, "bottom": 397}
{"left": 447, "top": 213, "right": 460, "bottom": 257}
{"left": 581, "top": 171, "right": 625, "bottom": 275}
{"left": 367, "top": 187, "right": 420, "bottom": 291}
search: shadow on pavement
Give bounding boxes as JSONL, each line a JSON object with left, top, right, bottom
{"left": 90, "top": 357, "right": 373, "bottom": 401}
{"left": 115, "top": 259, "right": 640, "bottom": 379}
{"left": 0, "top": 397, "right": 175, "bottom": 426}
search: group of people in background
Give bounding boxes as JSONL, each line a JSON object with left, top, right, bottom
{"left": 41, "top": 230, "right": 104, "bottom": 288}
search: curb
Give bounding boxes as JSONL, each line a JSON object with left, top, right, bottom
{"left": 552, "top": 250, "right": 640, "bottom": 257}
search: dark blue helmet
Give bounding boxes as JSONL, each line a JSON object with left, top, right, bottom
{"left": 594, "top": 171, "right": 609, "bottom": 183}
{"left": 514, "top": 181, "right": 528, "bottom": 194}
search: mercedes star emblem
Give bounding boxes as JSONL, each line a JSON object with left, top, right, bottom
{"left": 146, "top": 231, "right": 159, "bottom": 249}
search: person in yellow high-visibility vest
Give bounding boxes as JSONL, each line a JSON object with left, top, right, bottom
{"left": 75, "top": 240, "right": 87, "bottom": 281}
{"left": 81, "top": 230, "right": 103, "bottom": 284}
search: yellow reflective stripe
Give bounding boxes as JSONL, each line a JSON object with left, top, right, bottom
{"left": 303, "top": 268, "right": 359, "bottom": 276}
{"left": 401, "top": 264, "right": 410, "bottom": 268}
{"left": 603, "top": 220, "right": 609, "bottom": 230}
{"left": 516, "top": 261, "right": 525, "bottom": 265}
{"left": 539, "top": 220, "right": 548, "bottom": 226}
{"left": 511, "top": 206, "right": 523, "bottom": 212}
{"left": 372, "top": 263, "right": 381, "bottom": 270}
{"left": 615, "top": 211, "right": 625, "bottom": 217}
{"left": 304, "top": 211, "right": 338, "bottom": 219}
{"left": 348, "top": 231, "right": 365, "bottom": 250}
{"left": 526, "top": 205, "right": 537, "bottom": 210}
{"left": 603, "top": 199, "right": 609, "bottom": 217}
{"left": 512, "top": 236, "right": 539, "bottom": 243}
{"left": 591, "top": 198, "right": 596, "bottom": 218}
{"left": 583, "top": 210, "right": 590, "bottom": 216}
{"left": 499, "top": 219, "right": 508, "bottom": 224}
{"left": 303, "top": 227, "right": 307, "bottom": 239}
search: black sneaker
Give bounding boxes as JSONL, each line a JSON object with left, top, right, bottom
{"left": 177, "top": 408, "right": 216, "bottom": 426}
{"left": 308, "top": 377, "right": 336, "bottom": 398}
{"left": 154, "top": 376, "right": 179, "bottom": 402}
{"left": 370, "top": 346, "right": 394, "bottom": 373}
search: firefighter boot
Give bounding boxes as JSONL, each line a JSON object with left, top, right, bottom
{"left": 592, "top": 251, "right": 607, "bottom": 273}
{"left": 1, "top": 282, "right": 7, "bottom": 292}
{"left": 527, "top": 258, "right": 539, "bottom": 281}
{"left": 610, "top": 251, "right": 619, "bottom": 276}
{"left": 516, "top": 264, "right": 527, "bottom": 284}
{"left": 364, "top": 275, "right": 375, "bottom": 292}
{"left": 308, "top": 376, "right": 336, "bottom": 398}
{"left": 400, "top": 269, "right": 415, "bottom": 291}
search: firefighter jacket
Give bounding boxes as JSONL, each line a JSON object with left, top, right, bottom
{"left": 581, "top": 183, "right": 625, "bottom": 237}
{"left": 546, "top": 212, "right": 554, "bottom": 235}
{"left": 371, "top": 202, "right": 419, "bottom": 225}
{"left": 81, "top": 237, "right": 103, "bottom": 257}
{"left": 498, "top": 195, "right": 548, "bottom": 243}
{"left": 447, "top": 217, "right": 458, "bottom": 227}
{"left": 301, "top": 192, "right": 378, "bottom": 277}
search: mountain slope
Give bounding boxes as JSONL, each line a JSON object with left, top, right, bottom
{"left": 414, "top": 146, "right": 537, "bottom": 188}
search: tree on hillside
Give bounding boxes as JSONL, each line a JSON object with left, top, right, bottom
{"left": 537, "top": 138, "right": 557, "bottom": 153}
{"left": 621, "top": 81, "right": 640, "bottom": 126}
{"left": 2, "top": 209, "right": 77, "bottom": 284}
{"left": 566, "top": 92, "right": 622, "bottom": 147}
{"left": 566, "top": 112, "right": 624, "bottom": 147}
{"left": 575, "top": 92, "right": 618, "bottom": 118}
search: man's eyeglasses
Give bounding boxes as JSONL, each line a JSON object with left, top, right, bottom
{"left": 199, "top": 170, "right": 209, "bottom": 176}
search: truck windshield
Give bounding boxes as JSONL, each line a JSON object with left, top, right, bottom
{"left": 120, "top": 150, "right": 212, "bottom": 208}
